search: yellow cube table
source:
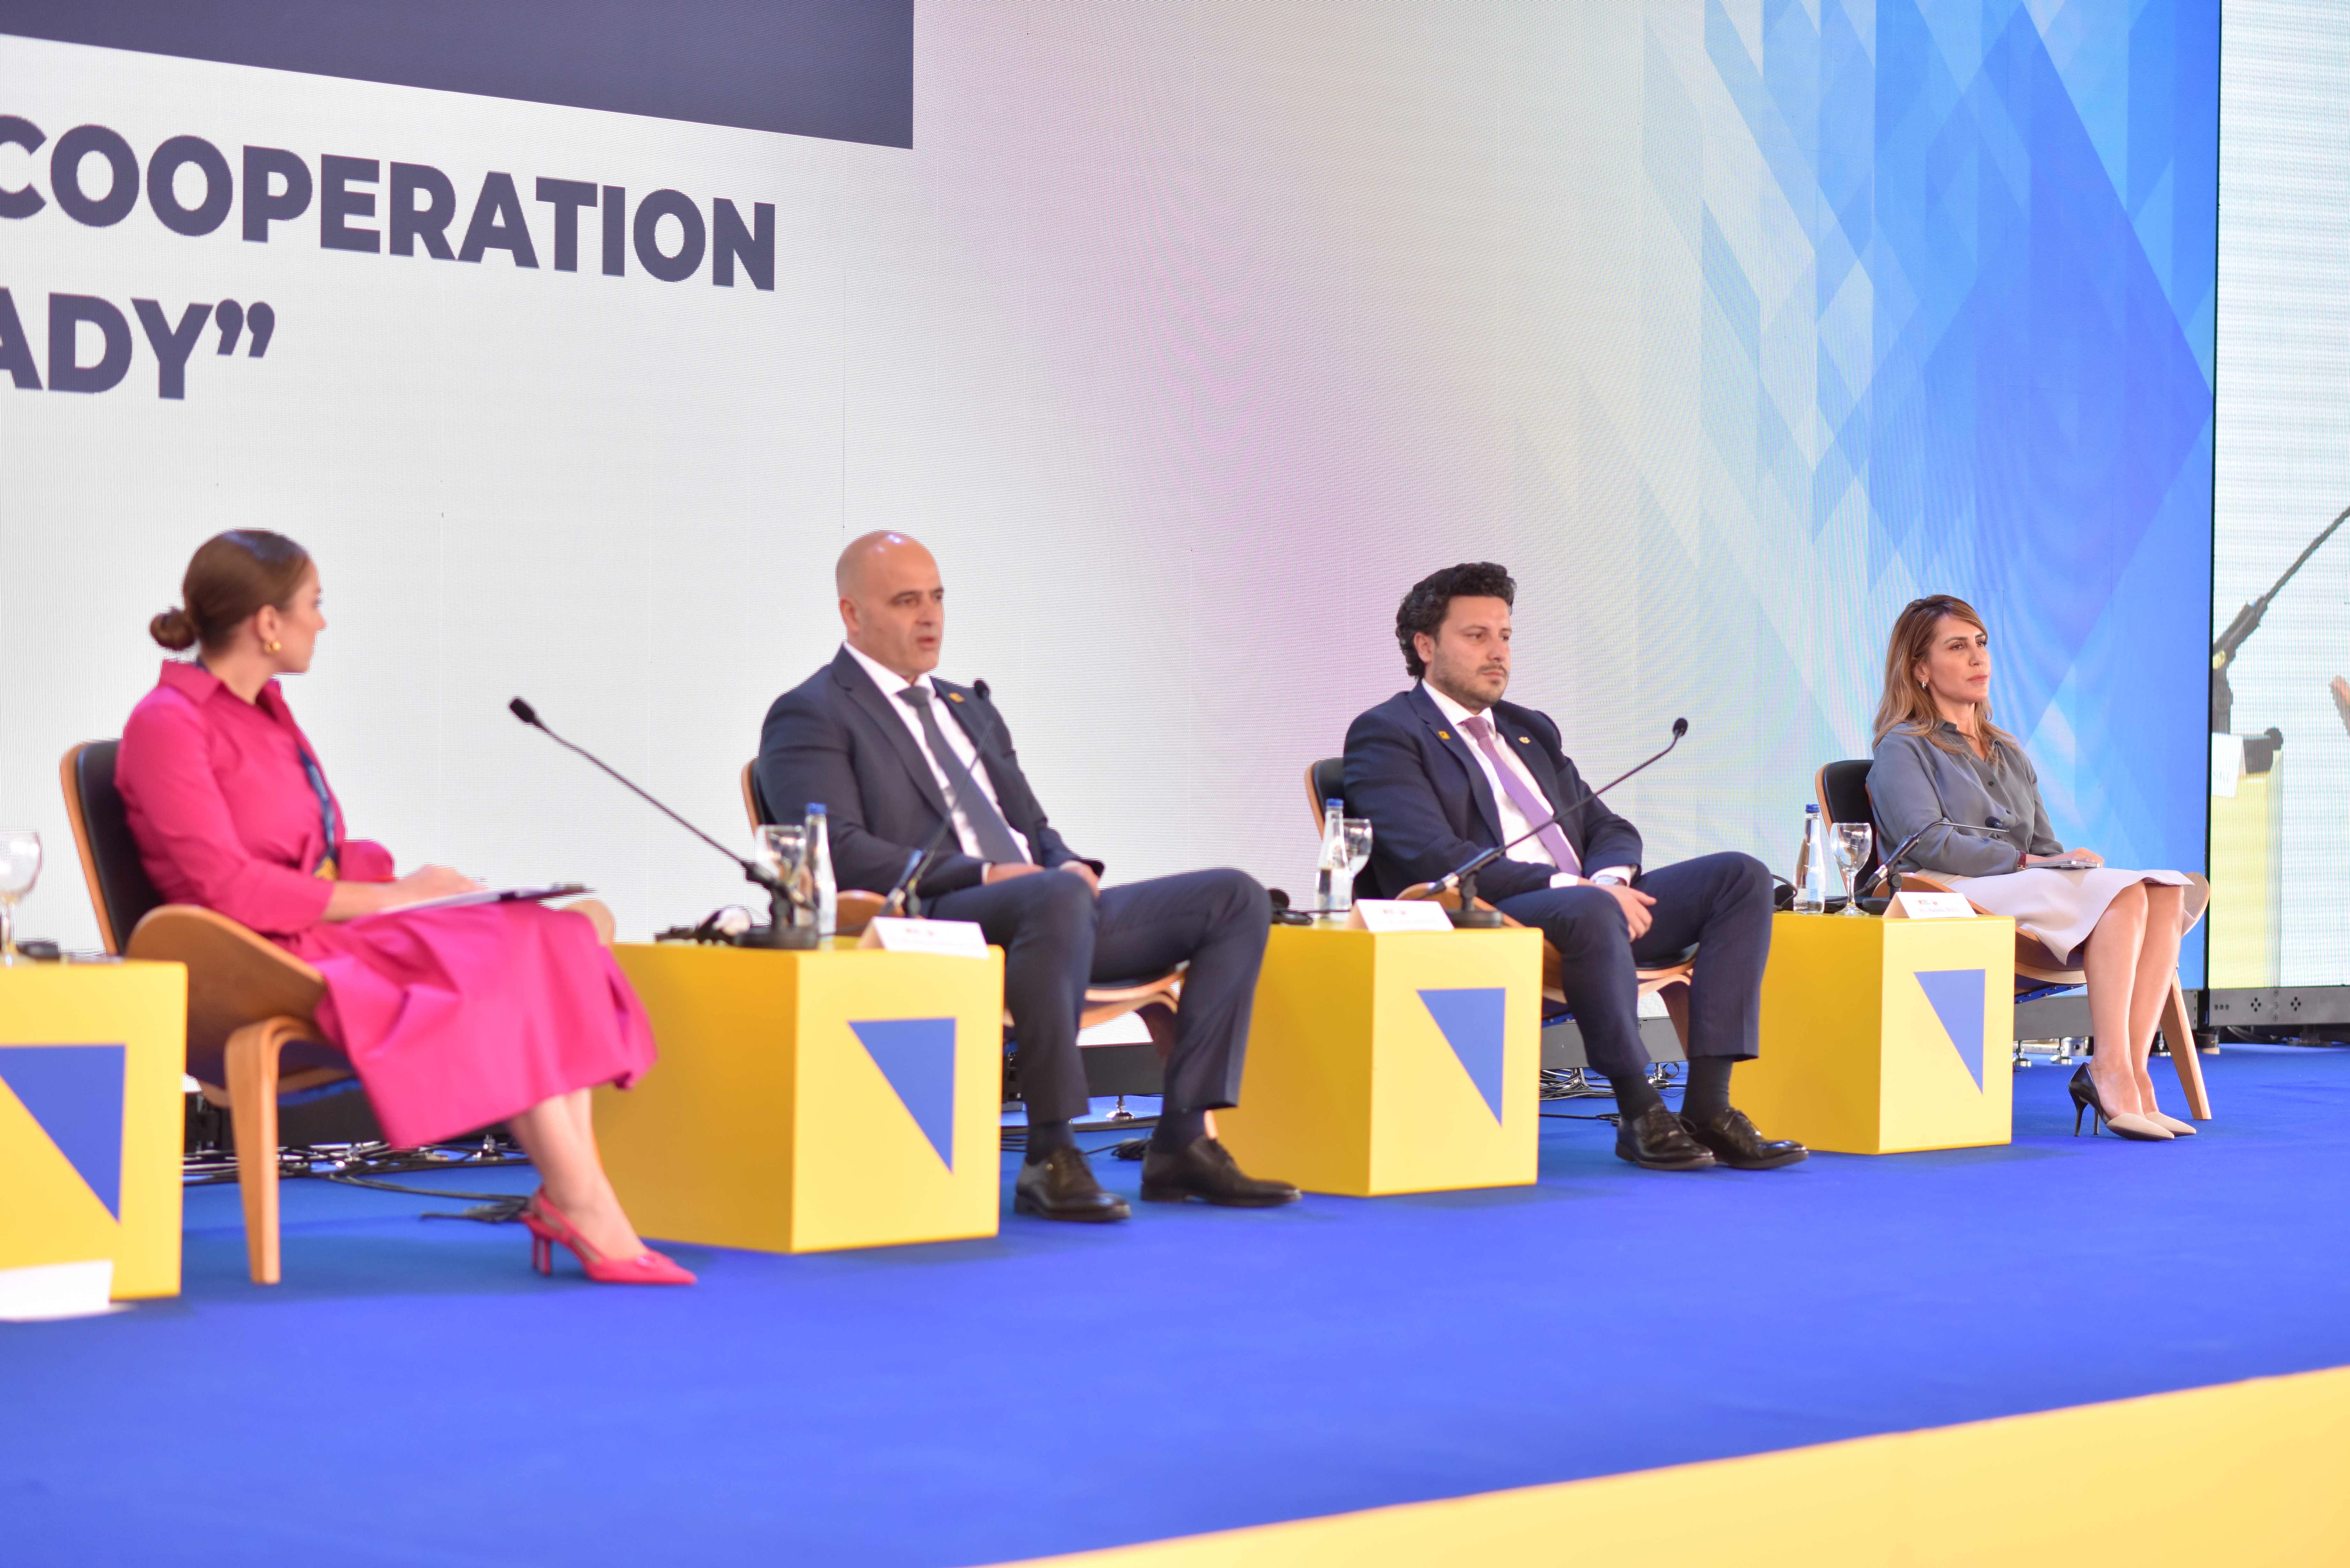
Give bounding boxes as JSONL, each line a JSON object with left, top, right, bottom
{"left": 1215, "top": 923, "right": 1543, "bottom": 1195}
{"left": 0, "top": 960, "right": 186, "bottom": 1300}
{"left": 1738, "top": 913, "right": 2016, "bottom": 1154}
{"left": 594, "top": 942, "right": 1004, "bottom": 1253}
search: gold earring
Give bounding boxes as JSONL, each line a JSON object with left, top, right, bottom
{"left": 266, "top": 639, "right": 282, "bottom": 653}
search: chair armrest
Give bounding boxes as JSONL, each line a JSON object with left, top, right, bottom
{"left": 837, "top": 890, "right": 885, "bottom": 937}
{"left": 126, "top": 906, "right": 328, "bottom": 1065}
{"left": 557, "top": 898, "right": 616, "bottom": 946}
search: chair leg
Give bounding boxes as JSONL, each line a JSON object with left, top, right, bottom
{"left": 2159, "top": 971, "right": 2211, "bottom": 1121}
{"left": 224, "top": 1015, "right": 306, "bottom": 1285}
{"left": 1659, "top": 982, "right": 1693, "bottom": 1058}
{"left": 1138, "top": 1001, "right": 1179, "bottom": 1063}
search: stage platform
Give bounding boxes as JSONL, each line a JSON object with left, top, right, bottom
{"left": 7, "top": 1046, "right": 2350, "bottom": 1565}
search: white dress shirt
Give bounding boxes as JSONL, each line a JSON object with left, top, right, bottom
{"left": 844, "top": 641, "right": 1032, "bottom": 863}
{"left": 1419, "top": 682, "right": 1633, "bottom": 889}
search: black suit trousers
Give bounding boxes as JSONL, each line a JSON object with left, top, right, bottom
{"left": 1496, "top": 851, "right": 1774, "bottom": 1081}
{"left": 926, "top": 867, "right": 1269, "bottom": 1126}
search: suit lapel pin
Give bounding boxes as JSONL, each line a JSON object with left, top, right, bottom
{"left": 947, "top": 692, "right": 964, "bottom": 703}
{"left": 1437, "top": 729, "right": 1450, "bottom": 741}
{"left": 1517, "top": 734, "right": 1531, "bottom": 744}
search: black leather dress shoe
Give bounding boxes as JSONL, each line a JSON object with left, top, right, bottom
{"left": 1013, "top": 1145, "right": 1130, "bottom": 1222}
{"left": 1139, "top": 1137, "right": 1300, "bottom": 1206}
{"left": 1614, "top": 1103, "right": 1717, "bottom": 1170}
{"left": 1679, "top": 1106, "right": 1808, "bottom": 1170}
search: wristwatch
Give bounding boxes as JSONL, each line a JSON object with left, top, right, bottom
{"left": 1591, "top": 872, "right": 1629, "bottom": 887}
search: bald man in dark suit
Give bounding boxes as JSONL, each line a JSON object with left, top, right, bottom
{"left": 758, "top": 532, "right": 1297, "bottom": 1222}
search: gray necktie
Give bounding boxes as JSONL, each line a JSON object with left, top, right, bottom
{"left": 897, "top": 685, "right": 1029, "bottom": 864}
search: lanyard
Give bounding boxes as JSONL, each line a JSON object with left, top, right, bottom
{"left": 297, "top": 746, "right": 341, "bottom": 879}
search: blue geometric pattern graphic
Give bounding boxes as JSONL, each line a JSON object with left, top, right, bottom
{"left": 1417, "top": 988, "right": 1508, "bottom": 1124}
{"left": 848, "top": 1019, "right": 958, "bottom": 1171}
{"left": 1913, "top": 969, "right": 1988, "bottom": 1092}
{"left": 0, "top": 1044, "right": 127, "bottom": 1220}
{"left": 1682, "top": 0, "right": 2215, "bottom": 979}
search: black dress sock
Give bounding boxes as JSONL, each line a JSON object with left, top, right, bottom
{"left": 1681, "top": 1056, "right": 1734, "bottom": 1120}
{"left": 1151, "top": 1106, "right": 1208, "bottom": 1150}
{"left": 1609, "top": 1072, "right": 1664, "bottom": 1116}
{"left": 1023, "top": 1118, "right": 1075, "bottom": 1164}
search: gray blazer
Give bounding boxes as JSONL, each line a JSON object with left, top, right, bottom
{"left": 1867, "top": 724, "right": 2060, "bottom": 878}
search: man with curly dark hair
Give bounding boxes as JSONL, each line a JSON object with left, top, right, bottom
{"left": 1343, "top": 562, "right": 1803, "bottom": 1172}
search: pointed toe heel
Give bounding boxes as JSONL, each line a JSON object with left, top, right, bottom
{"left": 2067, "top": 1068, "right": 2172, "bottom": 1142}
{"left": 522, "top": 1189, "right": 696, "bottom": 1284}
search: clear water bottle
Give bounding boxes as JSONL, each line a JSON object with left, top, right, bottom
{"left": 1315, "top": 797, "right": 1349, "bottom": 914}
{"left": 804, "top": 803, "right": 837, "bottom": 938}
{"left": 1793, "top": 803, "right": 1832, "bottom": 914}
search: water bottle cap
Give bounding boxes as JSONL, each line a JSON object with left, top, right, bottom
{"left": 1804, "top": 803, "right": 1819, "bottom": 814}
{"left": 1325, "top": 798, "right": 1344, "bottom": 810}
{"left": 805, "top": 803, "right": 826, "bottom": 816}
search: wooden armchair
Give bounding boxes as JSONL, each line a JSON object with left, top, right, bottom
{"left": 741, "top": 760, "right": 1185, "bottom": 1053}
{"left": 61, "top": 740, "right": 349, "bottom": 1285}
{"left": 1817, "top": 758, "right": 2211, "bottom": 1120}
{"left": 64, "top": 742, "right": 624, "bottom": 1284}
{"left": 1302, "top": 759, "right": 1695, "bottom": 1052}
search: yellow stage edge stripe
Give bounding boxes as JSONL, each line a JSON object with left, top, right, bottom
{"left": 1003, "top": 1364, "right": 2350, "bottom": 1566}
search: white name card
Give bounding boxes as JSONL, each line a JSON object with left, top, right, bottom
{"left": 0, "top": 1260, "right": 121, "bottom": 1322}
{"left": 1349, "top": 899, "right": 1457, "bottom": 933}
{"left": 859, "top": 917, "right": 989, "bottom": 957}
{"left": 1892, "top": 891, "right": 1975, "bottom": 921}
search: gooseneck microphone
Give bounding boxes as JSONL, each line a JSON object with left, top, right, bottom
{"left": 1865, "top": 814, "right": 2015, "bottom": 897}
{"left": 508, "top": 697, "right": 809, "bottom": 946}
{"left": 1433, "top": 717, "right": 1689, "bottom": 925}
{"left": 882, "top": 814, "right": 958, "bottom": 918}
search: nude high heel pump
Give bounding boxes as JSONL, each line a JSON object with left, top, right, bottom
{"left": 2068, "top": 1067, "right": 2172, "bottom": 1142}
{"left": 523, "top": 1189, "right": 696, "bottom": 1284}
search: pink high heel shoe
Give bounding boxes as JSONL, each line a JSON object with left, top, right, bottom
{"left": 522, "top": 1190, "right": 696, "bottom": 1285}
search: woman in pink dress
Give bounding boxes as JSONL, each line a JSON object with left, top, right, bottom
{"left": 117, "top": 531, "right": 692, "bottom": 1285}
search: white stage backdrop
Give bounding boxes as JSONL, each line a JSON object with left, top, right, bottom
{"left": 1, "top": 4, "right": 2214, "bottom": 949}
{"left": 2212, "top": 0, "right": 2350, "bottom": 986}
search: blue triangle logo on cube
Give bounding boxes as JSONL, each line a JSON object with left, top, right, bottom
{"left": 1418, "top": 987, "right": 1507, "bottom": 1124}
{"left": 849, "top": 1018, "right": 958, "bottom": 1171}
{"left": 0, "top": 1044, "right": 127, "bottom": 1220}
{"left": 1914, "top": 970, "right": 1988, "bottom": 1092}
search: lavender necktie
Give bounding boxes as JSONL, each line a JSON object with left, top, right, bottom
{"left": 1460, "top": 714, "right": 1580, "bottom": 875}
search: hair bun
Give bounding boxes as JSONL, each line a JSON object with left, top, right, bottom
{"left": 149, "top": 606, "right": 198, "bottom": 651}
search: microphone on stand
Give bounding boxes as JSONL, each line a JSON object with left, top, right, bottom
{"left": 882, "top": 815, "right": 959, "bottom": 918}
{"left": 1432, "top": 717, "right": 1688, "bottom": 928}
{"left": 508, "top": 697, "right": 813, "bottom": 948}
{"left": 1864, "top": 815, "right": 2015, "bottom": 898}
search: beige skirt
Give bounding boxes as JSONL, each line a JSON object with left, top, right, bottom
{"left": 1934, "top": 867, "right": 2209, "bottom": 968}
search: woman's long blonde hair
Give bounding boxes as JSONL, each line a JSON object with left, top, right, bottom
{"left": 1872, "top": 594, "right": 2016, "bottom": 759}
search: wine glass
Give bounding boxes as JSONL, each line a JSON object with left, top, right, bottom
{"left": 0, "top": 829, "right": 41, "bottom": 963}
{"left": 1832, "top": 822, "right": 1873, "bottom": 916}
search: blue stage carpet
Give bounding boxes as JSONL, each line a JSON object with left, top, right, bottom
{"left": 8, "top": 1046, "right": 2350, "bottom": 1566}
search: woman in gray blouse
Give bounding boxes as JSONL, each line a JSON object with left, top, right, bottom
{"left": 1868, "top": 596, "right": 2207, "bottom": 1141}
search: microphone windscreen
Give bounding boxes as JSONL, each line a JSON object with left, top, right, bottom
{"left": 509, "top": 697, "right": 540, "bottom": 727}
{"left": 1672, "top": 717, "right": 1689, "bottom": 737}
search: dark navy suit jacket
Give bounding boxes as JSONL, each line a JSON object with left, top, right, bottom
{"left": 758, "top": 647, "right": 1095, "bottom": 898}
{"left": 1342, "top": 686, "right": 1642, "bottom": 902}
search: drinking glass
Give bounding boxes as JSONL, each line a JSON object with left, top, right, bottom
{"left": 756, "top": 824, "right": 811, "bottom": 921}
{"left": 1343, "top": 819, "right": 1374, "bottom": 884}
{"left": 0, "top": 829, "right": 41, "bottom": 963}
{"left": 1832, "top": 822, "right": 1873, "bottom": 916}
